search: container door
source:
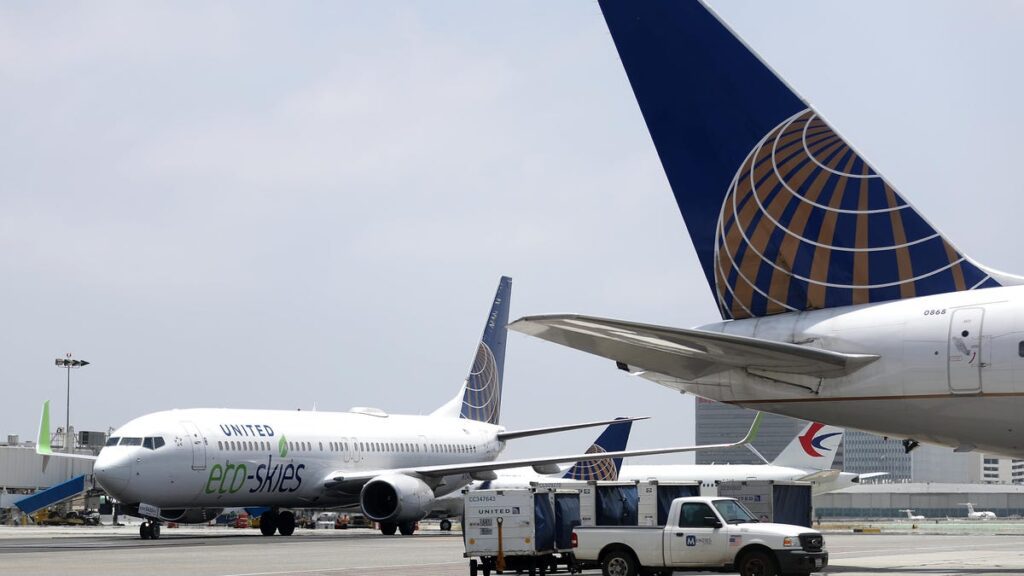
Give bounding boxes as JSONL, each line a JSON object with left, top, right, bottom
{"left": 181, "top": 422, "right": 207, "bottom": 471}
{"left": 948, "top": 308, "right": 984, "bottom": 394}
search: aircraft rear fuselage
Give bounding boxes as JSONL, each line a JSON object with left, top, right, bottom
{"left": 679, "top": 285, "right": 1024, "bottom": 457}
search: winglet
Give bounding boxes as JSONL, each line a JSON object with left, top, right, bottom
{"left": 741, "top": 412, "right": 763, "bottom": 445}
{"left": 37, "top": 401, "right": 52, "bottom": 456}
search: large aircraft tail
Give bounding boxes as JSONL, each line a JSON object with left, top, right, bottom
{"left": 598, "top": 0, "right": 1019, "bottom": 320}
{"left": 561, "top": 418, "right": 633, "bottom": 481}
{"left": 771, "top": 421, "right": 843, "bottom": 471}
{"left": 433, "top": 276, "right": 511, "bottom": 425}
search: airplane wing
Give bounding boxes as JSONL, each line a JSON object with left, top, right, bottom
{"left": 496, "top": 416, "right": 647, "bottom": 441}
{"left": 856, "top": 472, "right": 889, "bottom": 481}
{"left": 509, "top": 315, "right": 879, "bottom": 380}
{"left": 322, "top": 412, "right": 763, "bottom": 492}
{"left": 36, "top": 401, "right": 98, "bottom": 461}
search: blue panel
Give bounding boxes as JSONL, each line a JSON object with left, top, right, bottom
{"left": 16, "top": 475, "right": 86, "bottom": 514}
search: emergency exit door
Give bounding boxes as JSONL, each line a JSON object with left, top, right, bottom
{"left": 948, "top": 308, "right": 984, "bottom": 394}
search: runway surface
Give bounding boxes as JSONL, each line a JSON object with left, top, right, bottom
{"left": 3, "top": 526, "right": 1023, "bottom": 576}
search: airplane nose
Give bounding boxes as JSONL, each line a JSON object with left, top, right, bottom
{"left": 94, "top": 449, "right": 132, "bottom": 497}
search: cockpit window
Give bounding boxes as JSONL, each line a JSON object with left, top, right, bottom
{"left": 142, "top": 437, "right": 166, "bottom": 450}
{"left": 105, "top": 437, "right": 121, "bottom": 447}
{"left": 120, "top": 437, "right": 143, "bottom": 446}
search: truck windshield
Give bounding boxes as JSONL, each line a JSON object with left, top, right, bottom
{"left": 713, "top": 499, "right": 758, "bottom": 524}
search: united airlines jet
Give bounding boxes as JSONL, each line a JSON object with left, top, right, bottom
{"left": 38, "top": 277, "right": 759, "bottom": 539}
{"left": 512, "top": 1, "right": 1024, "bottom": 459}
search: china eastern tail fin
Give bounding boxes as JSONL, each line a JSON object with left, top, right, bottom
{"left": 772, "top": 421, "right": 843, "bottom": 471}
{"left": 598, "top": 0, "right": 1018, "bottom": 320}
{"left": 562, "top": 417, "right": 633, "bottom": 481}
{"left": 433, "top": 276, "right": 511, "bottom": 425}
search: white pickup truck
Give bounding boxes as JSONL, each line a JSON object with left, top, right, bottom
{"left": 571, "top": 496, "right": 826, "bottom": 576}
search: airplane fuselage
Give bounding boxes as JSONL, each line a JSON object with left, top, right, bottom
{"left": 676, "top": 285, "right": 1024, "bottom": 457}
{"left": 95, "top": 408, "right": 504, "bottom": 509}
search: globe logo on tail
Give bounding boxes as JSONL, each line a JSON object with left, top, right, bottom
{"left": 714, "top": 108, "right": 993, "bottom": 320}
{"left": 563, "top": 443, "right": 618, "bottom": 481}
{"left": 460, "top": 342, "right": 501, "bottom": 425}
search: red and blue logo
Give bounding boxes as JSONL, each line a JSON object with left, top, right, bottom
{"left": 799, "top": 423, "right": 842, "bottom": 457}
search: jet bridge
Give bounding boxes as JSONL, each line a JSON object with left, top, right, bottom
{"left": 14, "top": 475, "right": 87, "bottom": 515}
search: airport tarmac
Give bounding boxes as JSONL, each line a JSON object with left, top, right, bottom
{"left": 1, "top": 526, "right": 1023, "bottom": 576}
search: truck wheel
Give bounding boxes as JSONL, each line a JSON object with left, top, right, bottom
{"left": 470, "top": 559, "right": 478, "bottom": 576}
{"left": 737, "top": 550, "right": 779, "bottom": 576}
{"left": 601, "top": 549, "right": 638, "bottom": 576}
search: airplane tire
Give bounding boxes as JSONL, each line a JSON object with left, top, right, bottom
{"left": 151, "top": 524, "right": 161, "bottom": 539}
{"left": 278, "top": 511, "right": 296, "bottom": 536}
{"left": 398, "top": 521, "right": 416, "bottom": 536}
{"left": 440, "top": 519, "right": 452, "bottom": 531}
{"left": 260, "top": 512, "right": 277, "bottom": 536}
{"left": 380, "top": 522, "right": 398, "bottom": 536}
{"left": 140, "top": 523, "right": 151, "bottom": 540}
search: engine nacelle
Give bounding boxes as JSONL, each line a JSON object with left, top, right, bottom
{"left": 360, "top": 474, "right": 434, "bottom": 523}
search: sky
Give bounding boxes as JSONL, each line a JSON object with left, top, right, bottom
{"left": 1, "top": 1, "right": 1022, "bottom": 464}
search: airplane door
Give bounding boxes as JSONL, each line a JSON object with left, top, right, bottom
{"left": 181, "top": 422, "right": 207, "bottom": 471}
{"left": 948, "top": 308, "right": 984, "bottom": 394}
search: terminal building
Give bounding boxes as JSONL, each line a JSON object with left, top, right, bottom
{"left": 814, "top": 483, "right": 1024, "bottom": 519}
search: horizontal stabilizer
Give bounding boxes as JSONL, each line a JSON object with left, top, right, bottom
{"left": 496, "top": 416, "right": 647, "bottom": 442}
{"left": 510, "top": 315, "right": 878, "bottom": 380}
{"left": 796, "top": 469, "right": 840, "bottom": 483}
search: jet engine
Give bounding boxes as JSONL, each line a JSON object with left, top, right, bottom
{"left": 360, "top": 474, "right": 434, "bottom": 523}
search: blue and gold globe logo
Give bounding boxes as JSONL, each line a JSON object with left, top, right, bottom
{"left": 713, "top": 109, "right": 985, "bottom": 320}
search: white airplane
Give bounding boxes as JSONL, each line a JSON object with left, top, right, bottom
{"left": 618, "top": 420, "right": 885, "bottom": 495}
{"left": 510, "top": 0, "right": 1024, "bottom": 459}
{"left": 961, "top": 502, "right": 997, "bottom": 520}
{"left": 900, "top": 509, "right": 925, "bottom": 521}
{"left": 36, "top": 277, "right": 758, "bottom": 540}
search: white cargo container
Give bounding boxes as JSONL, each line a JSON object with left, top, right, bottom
{"left": 463, "top": 487, "right": 568, "bottom": 576}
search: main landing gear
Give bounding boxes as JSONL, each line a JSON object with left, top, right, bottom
{"left": 260, "top": 509, "right": 296, "bottom": 536}
{"left": 378, "top": 521, "right": 418, "bottom": 536}
{"left": 139, "top": 520, "right": 161, "bottom": 540}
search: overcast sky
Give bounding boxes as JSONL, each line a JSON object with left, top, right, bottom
{"left": 2, "top": 1, "right": 1022, "bottom": 464}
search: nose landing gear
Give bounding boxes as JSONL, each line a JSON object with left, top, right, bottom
{"left": 139, "top": 520, "right": 161, "bottom": 540}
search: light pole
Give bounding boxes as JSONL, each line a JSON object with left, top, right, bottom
{"left": 55, "top": 355, "right": 89, "bottom": 453}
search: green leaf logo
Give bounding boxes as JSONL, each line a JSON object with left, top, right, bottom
{"left": 279, "top": 435, "right": 288, "bottom": 458}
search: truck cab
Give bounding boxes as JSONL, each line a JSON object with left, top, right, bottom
{"left": 572, "top": 496, "right": 827, "bottom": 576}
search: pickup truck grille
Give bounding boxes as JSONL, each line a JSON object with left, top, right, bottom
{"left": 799, "top": 533, "right": 824, "bottom": 552}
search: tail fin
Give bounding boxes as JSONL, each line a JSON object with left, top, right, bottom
{"left": 434, "top": 276, "right": 511, "bottom": 424}
{"left": 772, "top": 421, "right": 843, "bottom": 471}
{"left": 562, "top": 418, "right": 633, "bottom": 481}
{"left": 598, "top": 0, "right": 1015, "bottom": 320}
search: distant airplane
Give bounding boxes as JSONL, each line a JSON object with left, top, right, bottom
{"left": 510, "top": 0, "right": 1024, "bottom": 459}
{"left": 618, "top": 420, "right": 885, "bottom": 495}
{"left": 961, "top": 502, "right": 997, "bottom": 520}
{"left": 37, "top": 277, "right": 758, "bottom": 540}
{"left": 900, "top": 509, "right": 925, "bottom": 521}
